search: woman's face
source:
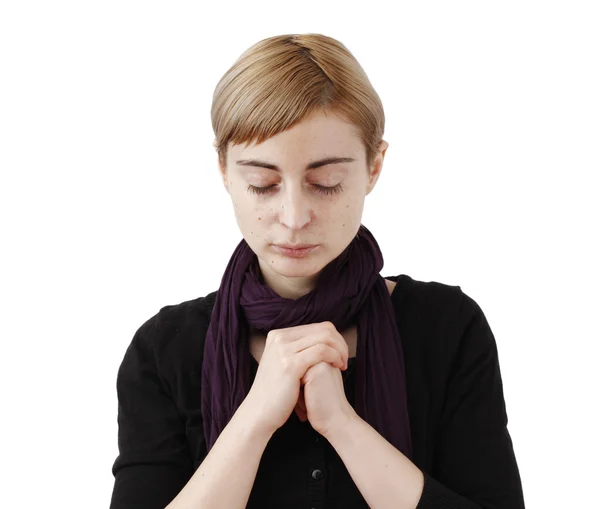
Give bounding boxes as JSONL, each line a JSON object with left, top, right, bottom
{"left": 220, "top": 109, "right": 387, "bottom": 299}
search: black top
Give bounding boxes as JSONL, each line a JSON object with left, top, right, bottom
{"left": 110, "top": 274, "right": 526, "bottom": 509}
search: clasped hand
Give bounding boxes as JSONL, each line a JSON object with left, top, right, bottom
{"left": 295, "top": 358, "right": 355, "bottom": 437}
{"left": 248, "top": 321, "right": 357, "bottom": 439}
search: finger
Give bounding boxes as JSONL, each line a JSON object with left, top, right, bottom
{"left": 267, "top": 321, "right": 335, "bottom": 343}
{"left": 294, "top": 392, "right": 307, "bottom": 420}
{"left": 270, "top": 322, "right": 347, "bottom": 359}
{"left": 288, "top": 328, "right": 349, "bottom": 366}
{"left": 290, "top": 335, "right": 348, "bottom": 366}
{"left": 296, "top": 343, "right": 344, "bottom": 375}
{"left": 272, "top": 322, "right": 349, "bottom": 373}
{"left": 297, "top": 394, "right": 306, "bottom": 413}
{"left": 295, "top": 407, "right": 307, "bottom": 422}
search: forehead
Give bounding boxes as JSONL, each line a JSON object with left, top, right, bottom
{"left": 228, "top": 110, "right": 363, "bottom": 161}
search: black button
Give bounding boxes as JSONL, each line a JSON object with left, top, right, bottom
{"left": 311, "top": 468, "right": 324, "bottom": 480}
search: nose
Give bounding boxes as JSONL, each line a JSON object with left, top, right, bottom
{"left": 278, "top": 185, "right": 313, "bottom": 230}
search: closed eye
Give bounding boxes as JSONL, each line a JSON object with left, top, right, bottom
{"left": 247, "top": 183, "right": 344, "bottom": 196}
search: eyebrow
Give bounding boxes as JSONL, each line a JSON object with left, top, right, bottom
{"left": 235, "top": 156, "right": 356, "bottom": 171}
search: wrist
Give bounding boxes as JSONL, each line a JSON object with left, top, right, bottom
{"left": 236, "top": 398, "right": 276, "bottom": 443}
{"left": 321, "top": 405, "right": 360, "bottom": 441}
{"left": 323, "top": 410, "right": 363, "bottom": 451}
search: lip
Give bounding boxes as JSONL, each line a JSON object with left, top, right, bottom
{"left": 273, "top": 244, "right": 319, "bottom": 258}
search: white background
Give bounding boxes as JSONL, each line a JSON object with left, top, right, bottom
{"left": 1, "top": 1, "right": 598, "bottom": 507}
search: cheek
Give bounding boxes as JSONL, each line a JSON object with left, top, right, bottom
{"left": 327, "top": 196, "right": 363, "bottom": 222}
{"left": 230, "top": 190, "right": 257, "bottom": 214}
{"left": 233, "top": 199, "right": 269, "bottom": 228}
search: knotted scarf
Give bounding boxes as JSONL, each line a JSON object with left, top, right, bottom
{"left": 201, "top": 224, "right": 412, "bottom": 458}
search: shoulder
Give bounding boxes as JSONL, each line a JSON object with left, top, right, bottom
{"left": 128, "top": 290, "right": 218, "bottom": 376}
{"left": 388, "top": 274, "right": 500, "bottom": 403}
{"left": 387, "top": 273, "right": 465, "bottom": 321}
{"left": 386, "top": 273, "right": 487, "bottom": 365}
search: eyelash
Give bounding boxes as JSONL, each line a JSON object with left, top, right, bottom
{"left": 247, "top": 183, "right": 344, "bottom": 196}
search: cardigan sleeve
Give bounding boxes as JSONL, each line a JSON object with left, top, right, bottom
{"left": 416, "top": 291, "right": 526, "bottom": 509}
{"left": 109, "top": 316, "right": 194, "bottom": 509}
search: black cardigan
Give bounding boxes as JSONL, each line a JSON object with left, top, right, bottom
{"left": 110, "top": 274, "right": 526, "bottom": 508}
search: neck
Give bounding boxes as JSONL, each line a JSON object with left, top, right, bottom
{"left": 258, "top": 263, "right": 319, "bottom": 300}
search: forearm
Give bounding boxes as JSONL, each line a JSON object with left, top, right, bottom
{"left": 326, "top": 412, "right": 424, "bottom": 509}
{"left": 165, "top": 399, "right": 273, "bottom": 509}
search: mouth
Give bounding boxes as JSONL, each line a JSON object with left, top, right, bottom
{"left": 272, "top": 244, "right": 319, "bottom": 258}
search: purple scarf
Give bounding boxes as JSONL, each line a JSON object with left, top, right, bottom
{"left": 201, "top": 224, "right": 412, "bottom": 458}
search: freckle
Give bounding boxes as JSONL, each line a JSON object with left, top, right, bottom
{"left": 258, "top": 217, "right": 262, "bottom": 220}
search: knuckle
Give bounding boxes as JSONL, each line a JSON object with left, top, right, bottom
{"left": 281, "top": 355, "right": 294, "bottom": 371}
{"left": 314, "top": 362, "right": 329, "bottom": 373}
{"left": 267, "top": 329, "right": 282, "bottom": 343}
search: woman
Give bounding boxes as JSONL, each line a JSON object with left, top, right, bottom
{"left": 110, "top": 33, "right": 526, "bottom": 509}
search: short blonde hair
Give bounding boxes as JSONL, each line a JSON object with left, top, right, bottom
{"left": 211, "top": 33, "right": 385, "bottom": 172}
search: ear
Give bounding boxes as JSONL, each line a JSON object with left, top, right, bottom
{"left": 366, "top": 140, "right": 389, "bottom": 195}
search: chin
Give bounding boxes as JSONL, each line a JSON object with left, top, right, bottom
{"left": 263, "top": 252, "right": 326, "bottom": 278}
{"left": 274, "top": 259, "right": 323, "bottom": 276}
